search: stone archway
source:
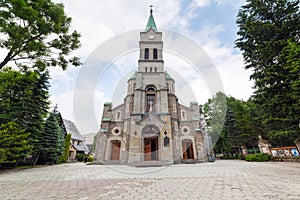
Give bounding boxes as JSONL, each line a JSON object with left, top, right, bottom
{"left": 182, "top": 139, "right": 194, "bottom": 159}
{"left": 110, "top": 140, "right": 121, "bottom": 160}
{"left": 142, "top": 125, "right": 159, "bottom": 161}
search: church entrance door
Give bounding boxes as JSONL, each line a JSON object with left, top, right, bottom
{"left": 144, "top": 137, "right": 158, "bottom": 161}
{"left": 182, "top": 139, "right": 194, "bottom": 159}
{"left": 110, "top": 140, "right": 121, "bottom": 160}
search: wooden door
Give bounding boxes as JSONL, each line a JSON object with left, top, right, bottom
{"left": 144, "top": 138, "right": 152, "bottom": 161}
{"left": 110, "top": 140, "right": 121, "bottom": 160}
{"left": 151, "top": 137, "right": 158, "bottom": 160}
{"left": 182, "top": 139, "right": 194, "bottom": 159}
{"left": 182, "top": 140, "right": 188, "bottom": 159}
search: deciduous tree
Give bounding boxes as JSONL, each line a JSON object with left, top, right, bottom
{"left": 0, "top": 0, "right": 81, "bottom": 70}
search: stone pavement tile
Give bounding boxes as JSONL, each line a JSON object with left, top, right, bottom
{"left": 0, "top": 161, "right": 300, "bottom": 199}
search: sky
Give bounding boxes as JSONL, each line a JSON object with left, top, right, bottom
{"left": 49, "top": 0, "right": 254, "bottom": 134}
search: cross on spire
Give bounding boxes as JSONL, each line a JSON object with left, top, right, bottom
{"left": 150, "top": 5, "right": 153, "bottom": 14}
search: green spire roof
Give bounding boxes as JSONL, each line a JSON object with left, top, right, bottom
{"left": 145, "top": 8, "right": 157, "bottom": 32}
{"left": 130, "top": 71, "right": 137, "bottom": 79}
{"left": 165, "top": 72, "right": 173, "bottom": 79}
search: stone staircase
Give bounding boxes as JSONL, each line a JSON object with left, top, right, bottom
{"left": 132, "top": 161, "right": 172, "bottom": 167}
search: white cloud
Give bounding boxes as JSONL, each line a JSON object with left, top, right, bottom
{"left": 47, "top": 0, "right": 253, "bottom": 134}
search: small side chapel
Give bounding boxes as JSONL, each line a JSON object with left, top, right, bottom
{"left": 95, "top": 8, "right": 210, "bottom": 165}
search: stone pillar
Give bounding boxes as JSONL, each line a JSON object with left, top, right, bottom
{"left": 258, "top": 135, "right": 272, "bottom": 155}
{"left": 94, "top": 133, "right": 107, "bottom": 163}
{"left": 241, "top": 146, "right": 247, "bottom": 156}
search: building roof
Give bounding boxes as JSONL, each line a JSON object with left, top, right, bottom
{"left": 129, "top": 71, "right": 137, "bottom": 79}
{"left": 145, "top": 8, "right": 157, "bottom": 32}
{"left": 165, "top": 72, "right": 173, "bottom": 79}
{"left": 63, "top": 119, "right": 84, "bottom": 141}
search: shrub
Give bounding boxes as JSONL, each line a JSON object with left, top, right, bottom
{"left": 245, "top": 153, "right": 271, "bottom": 162}
{"left": 87, "top": 156, "right": 94, "bottom": 162}
{"left": 76, "top": 154, "right": 85, "bottom": 162}
{"left": 220, "top": 155, "right": 237, "bottom": 159}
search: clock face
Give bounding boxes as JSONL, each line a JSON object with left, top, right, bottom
{"left": 148, "top": 34, "right": 155, "bottom": 40}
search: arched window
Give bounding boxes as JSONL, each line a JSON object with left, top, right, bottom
{"left": 117, "top": 112, "right": 121, "bottom": 120}
{"left": 153, "top": 48, "right": 158, "bottom": 59}
{"left": 181, "top": 110, "right": 186, "bottom": 120}
{"left": 150, "top": 67, "right": 152, "bottom": 72}
{"left": 145, "top": 67, "right": 147, "bottom": 72}
{"left": 167, "top": 83, "right": 169, "bottom": 92}
{"left": 146, "top": 86, "right": 156, "bottom": 112}
{"left": 144, "top": 48, "right": 149, "bottom": 59}
{"left": 154, "top": 67, "right": 157, "bottom": 72}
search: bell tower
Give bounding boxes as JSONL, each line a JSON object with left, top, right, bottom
{"left": 138, "top": 7, "right": 164, "bottom": 73}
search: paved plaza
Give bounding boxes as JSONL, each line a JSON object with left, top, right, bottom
{"left": 0, "top": 160, "right": 299, "bottom": 200}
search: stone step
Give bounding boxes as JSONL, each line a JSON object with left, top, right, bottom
{"left": 132, "top": 161, "right": 171, "bottom": 167}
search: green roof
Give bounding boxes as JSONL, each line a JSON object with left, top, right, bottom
{"left": 102, "top": 117, "right": 111, "bottom": 122}
{"left": 104, "top": 102, "right": 112, "bottom": 106}
{"left": 165, "top": 72, "right": 173, "bottom": 79}
{"left": 145, "top": 9, "right": 157, "bottom": 32}
{"left": 130, "top": 71, "right": 137, "bottom": 79}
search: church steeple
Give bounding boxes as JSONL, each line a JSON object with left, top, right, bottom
{"left": 145, "top": 6, "right": 157, "bottom": 32}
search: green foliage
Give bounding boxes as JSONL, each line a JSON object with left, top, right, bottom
{"left": 203, "top": 92, "right": 227, "bottom": 146}
{"left": 0, "top": 0, "right": 81, "bottom": 70}
{"left": 245, "top": 153, "right": 271, "bottom": 162}
{"left": 76, "top": 153, "right": 85, "bottom": 162}
{"left": 59, "top": 133, "right": 71, "bottom": 163}
{"left": 220, "top": 155, "right": 238, "bottom": 159}
{"left": 39, "top": 106, "right": 64, "bottom": 164}
{"left": 235, "top": 0, "right": 300, "bottom": 146}
{"left": 246, "top": 148, "right": 260, "bottom": 155}
{"left": 204, "top": 93, "right": 261, "bottom": 156}
{"left": 0, "top": 68, "right": 49, "bottom": 164}
{"left": 90, "top": 134, "right": 98, "bottom": 153}
{"left": 87, "top": 156, "right": 94, "bottom": 162}
{"left": 0, "top": 122, "right": 31, "bottom": 164}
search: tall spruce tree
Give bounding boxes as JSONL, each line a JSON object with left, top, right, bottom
{"left": 235, "top": 0, "right": 300, "bottom": 146}
{"left": 41, "top": 106, "right": 64, "bottom": 164}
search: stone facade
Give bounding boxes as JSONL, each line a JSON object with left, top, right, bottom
{"left": 94, "top": 10, "right": 209, "bottom": 165}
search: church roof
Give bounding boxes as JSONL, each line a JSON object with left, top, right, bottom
{"left": 165, "top": 72, "right": 173, "bottom": 79}
{"left": 145, "top": 8, "right": 157, "bottom": 32}
{"left": 129, "top": 71, "right": 137, "bottom": 79}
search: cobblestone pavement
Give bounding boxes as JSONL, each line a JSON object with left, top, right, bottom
{"left": 0, "top": 160, "right": 299, "bottom": 200}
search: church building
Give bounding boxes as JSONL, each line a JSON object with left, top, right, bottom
{"left": 95, "top": 8, "right": 210, "bottom": 165}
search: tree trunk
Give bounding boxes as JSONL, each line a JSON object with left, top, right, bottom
{"left": 252, "top": 144, "right": 257, "bottom": 154}
{"left": 32, "top": 151, "right": 40, "bottom": 166}
{"left": 0, "top": 52, "right": 13, "bottom": 69}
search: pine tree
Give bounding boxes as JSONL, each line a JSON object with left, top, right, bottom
{"left": 235, "top": 0, "right": 300, "bottom": 146}
{"left": 40, "top": 106, "right": 64, "bottom": 164}
{"left": 0, "top": 122, "right": 31, "bottom": 166}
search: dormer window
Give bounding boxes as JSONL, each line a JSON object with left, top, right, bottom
{"left": 145, "top": 48, "right": 149, "bottom": 59}
{"left": 153, "top": 48, "right": 158, "bottom": 59}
